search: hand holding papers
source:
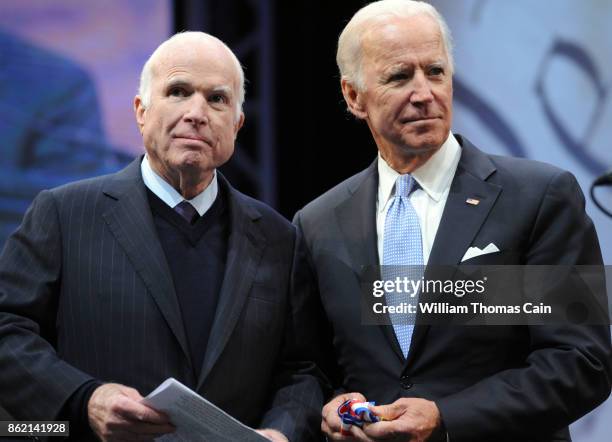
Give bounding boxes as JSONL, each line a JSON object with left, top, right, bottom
{"left": 142, "top": 378, "right": 269, "bottom": 442}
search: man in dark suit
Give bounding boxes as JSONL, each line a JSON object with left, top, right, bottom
{"left": 0, "top": 31, "right": 325, "bottom": 442}
{"left": 293, "top": 1, "right": 611, "bottom": 441}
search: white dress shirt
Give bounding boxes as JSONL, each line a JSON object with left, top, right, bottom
{"left": 140, "top": 156, "right": 218, "bottom": 216}
{"left": 377, "top": 132, "right": 461, "bottom": 265}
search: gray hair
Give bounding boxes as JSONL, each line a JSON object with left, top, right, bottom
{"left": 138, "top": 31, "right": 245, "bottom": 121}
{"left": 337, "top": 0, "right": 454, "bottom": 91}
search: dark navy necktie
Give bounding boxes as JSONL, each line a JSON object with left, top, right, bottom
{"left": 174, "top": 200, "right": 199, "bottom": 224}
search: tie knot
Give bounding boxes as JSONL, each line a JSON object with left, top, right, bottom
{"left": 395, "top": 174, "right": 417, "bottom": 198}
{"left": 174, "top": 201, "right": 199, "bottom": 224}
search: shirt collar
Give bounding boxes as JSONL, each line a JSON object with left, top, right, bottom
{"left": 377, "top": 132, "right": 461, "bottom": 212}
{"left": 141, "top": 155, "right": 218, "bottom": 216}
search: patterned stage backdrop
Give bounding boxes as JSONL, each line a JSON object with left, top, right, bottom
{"left": 0, "top": 0, "right": 170, "bottom": 247}
{"left": 428, "top": 1, "right": 612, "bottom": 440}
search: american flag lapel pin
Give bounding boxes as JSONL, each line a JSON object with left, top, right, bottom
{"left": 466, "top": 198, "right": 480, "bottom": 206}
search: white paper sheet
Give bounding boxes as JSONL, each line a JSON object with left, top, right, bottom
{"left": 142, "top": 378, "right": 268, "bottom": 442}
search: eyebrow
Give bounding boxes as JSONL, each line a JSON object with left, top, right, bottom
{"left": 386, "top": 65, "right": 410, "bottom": 76}
{"left": 428, "top": 60, "right": 446, "bottom": 67}
{"left": 166, "top": 77, "right": 189, "bottom": 86}
{"left": 211, "top": 85, "right": 233, "bottom": 96}
{"left": 383, "top": 59, "right": 447, "bottom": 76}
{"left": 164, "top": 79, "right": 233, "bottom": 97}
{"left": 385, "top": 63, "right": 410, "bottom": 74}
{"left": 381, "top": 64, "right": 412, "bottom": 83}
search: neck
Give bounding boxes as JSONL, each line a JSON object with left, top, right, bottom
{"left": 380, "top": 149, "right": 435, "bottom": 174}
{"left": 175, "top": 171, "right": 213, "bottom": 199}
{"left": 149, "top": 158, "right": 213, "bottom": 200}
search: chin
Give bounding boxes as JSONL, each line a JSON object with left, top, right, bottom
{"left": 180, "top": 161, "right": 209, "bottom": 175}
{"left": 397, "top": 142, "right": 438, "bottom": 156}
{"left": 177, "top": 148, "right": 205, "bottom": 162}
{"left": 405, "top": 134, "right": 446, "bottom": 152}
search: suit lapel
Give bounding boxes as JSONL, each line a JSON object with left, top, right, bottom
{"left": 405, "top": 138, "right": 502, "bottom": 367}
{"left": 335, "top": 160, "right": 406, "bottom": 364}
{"left": 427, "top": 173, "right": 501, "bottom": 265}
{"left": 335, "top": 161, "right": 379, "bottom": 275}
{"left": 101, "top": 157, "right": 192, "bottom": 366}
{"left": 197, "top": 175, "right": 266, "bottom": 388}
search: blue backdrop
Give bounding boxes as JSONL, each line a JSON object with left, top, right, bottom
{"left": 429, "top": 1, "right": 612, "bottom": 440}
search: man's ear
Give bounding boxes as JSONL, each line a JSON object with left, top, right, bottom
{"left": 234, "top": 112, "right": 245, "bottom": 137}
{"left": 341, "top": 78, "right": 367, "bottom": 119}
{"left": 134, "top": 96, "right": 146, "bottom": 135}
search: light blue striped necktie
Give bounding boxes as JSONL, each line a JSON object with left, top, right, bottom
{"left": 382, "top": 174, "right": 423, "bottom": 358}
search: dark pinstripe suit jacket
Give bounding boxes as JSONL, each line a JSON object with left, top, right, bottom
{"left": 0, "top": 157, "right": 326, "bottom": 441}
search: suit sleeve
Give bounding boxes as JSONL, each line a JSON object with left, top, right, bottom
{"left": 259, "top": 226, "right": 332, "bottom": 441}
{"left": 0, "top": 190, "right": 94, "bottom": 421}
{"left": 294, "top": 212, "right": 347, "bottom": 396}
{"left": 436, "top": 171, "right": 612, "bottom": 441}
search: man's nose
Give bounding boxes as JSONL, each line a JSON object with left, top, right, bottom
{"left": 410, "top": 72, "right": 434, "bottom": 105}
{"left": 183, "top": 95, "right": 209, "bottom": 125}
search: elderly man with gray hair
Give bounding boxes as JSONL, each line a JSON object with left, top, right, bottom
{"left": 293, "top": 1, "right": 611, "bottom": 441}
{"left": 0, "top": 31, "right": 327, "bottom": 442}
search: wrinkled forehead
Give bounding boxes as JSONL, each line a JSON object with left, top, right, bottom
{"left": 361, "top": 14, "right": 447, "bottom": 62}
{"left": 151, "top": 38, "right": 240, "bottom": 88}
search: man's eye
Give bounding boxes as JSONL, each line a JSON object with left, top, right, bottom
{"left": 429, "top": 67, "right": 444, "bottom": 76}
{"left": 388, "top": 73, "right": 408, "bottom": 83}
{"left": 169, "top": 87, "right": 189, "bottom": 97}
{"left": 209, "top": 94, "right": 228, "bottom": 104}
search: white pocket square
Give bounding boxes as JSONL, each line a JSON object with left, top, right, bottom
{"left": 461, "top": 243, "right": 500, "bottom": 262}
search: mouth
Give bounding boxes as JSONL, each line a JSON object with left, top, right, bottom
{"left": 401, "top": 117, "right": 440, "bottom": 124}
{"left": 173, "top": 135, "right": 212, "bottom": 146}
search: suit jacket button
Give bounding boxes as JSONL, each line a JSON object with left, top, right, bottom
{"left": 400, "top": 376, "right": 412, "bottom": 389}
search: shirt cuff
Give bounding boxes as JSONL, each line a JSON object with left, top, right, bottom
{"left": 59, "top": 379, "right": 103, "bottom": 437}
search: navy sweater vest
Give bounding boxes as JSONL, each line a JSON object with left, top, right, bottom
{"left": 147, "top": 187, "right": 229, "bottom": 374}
